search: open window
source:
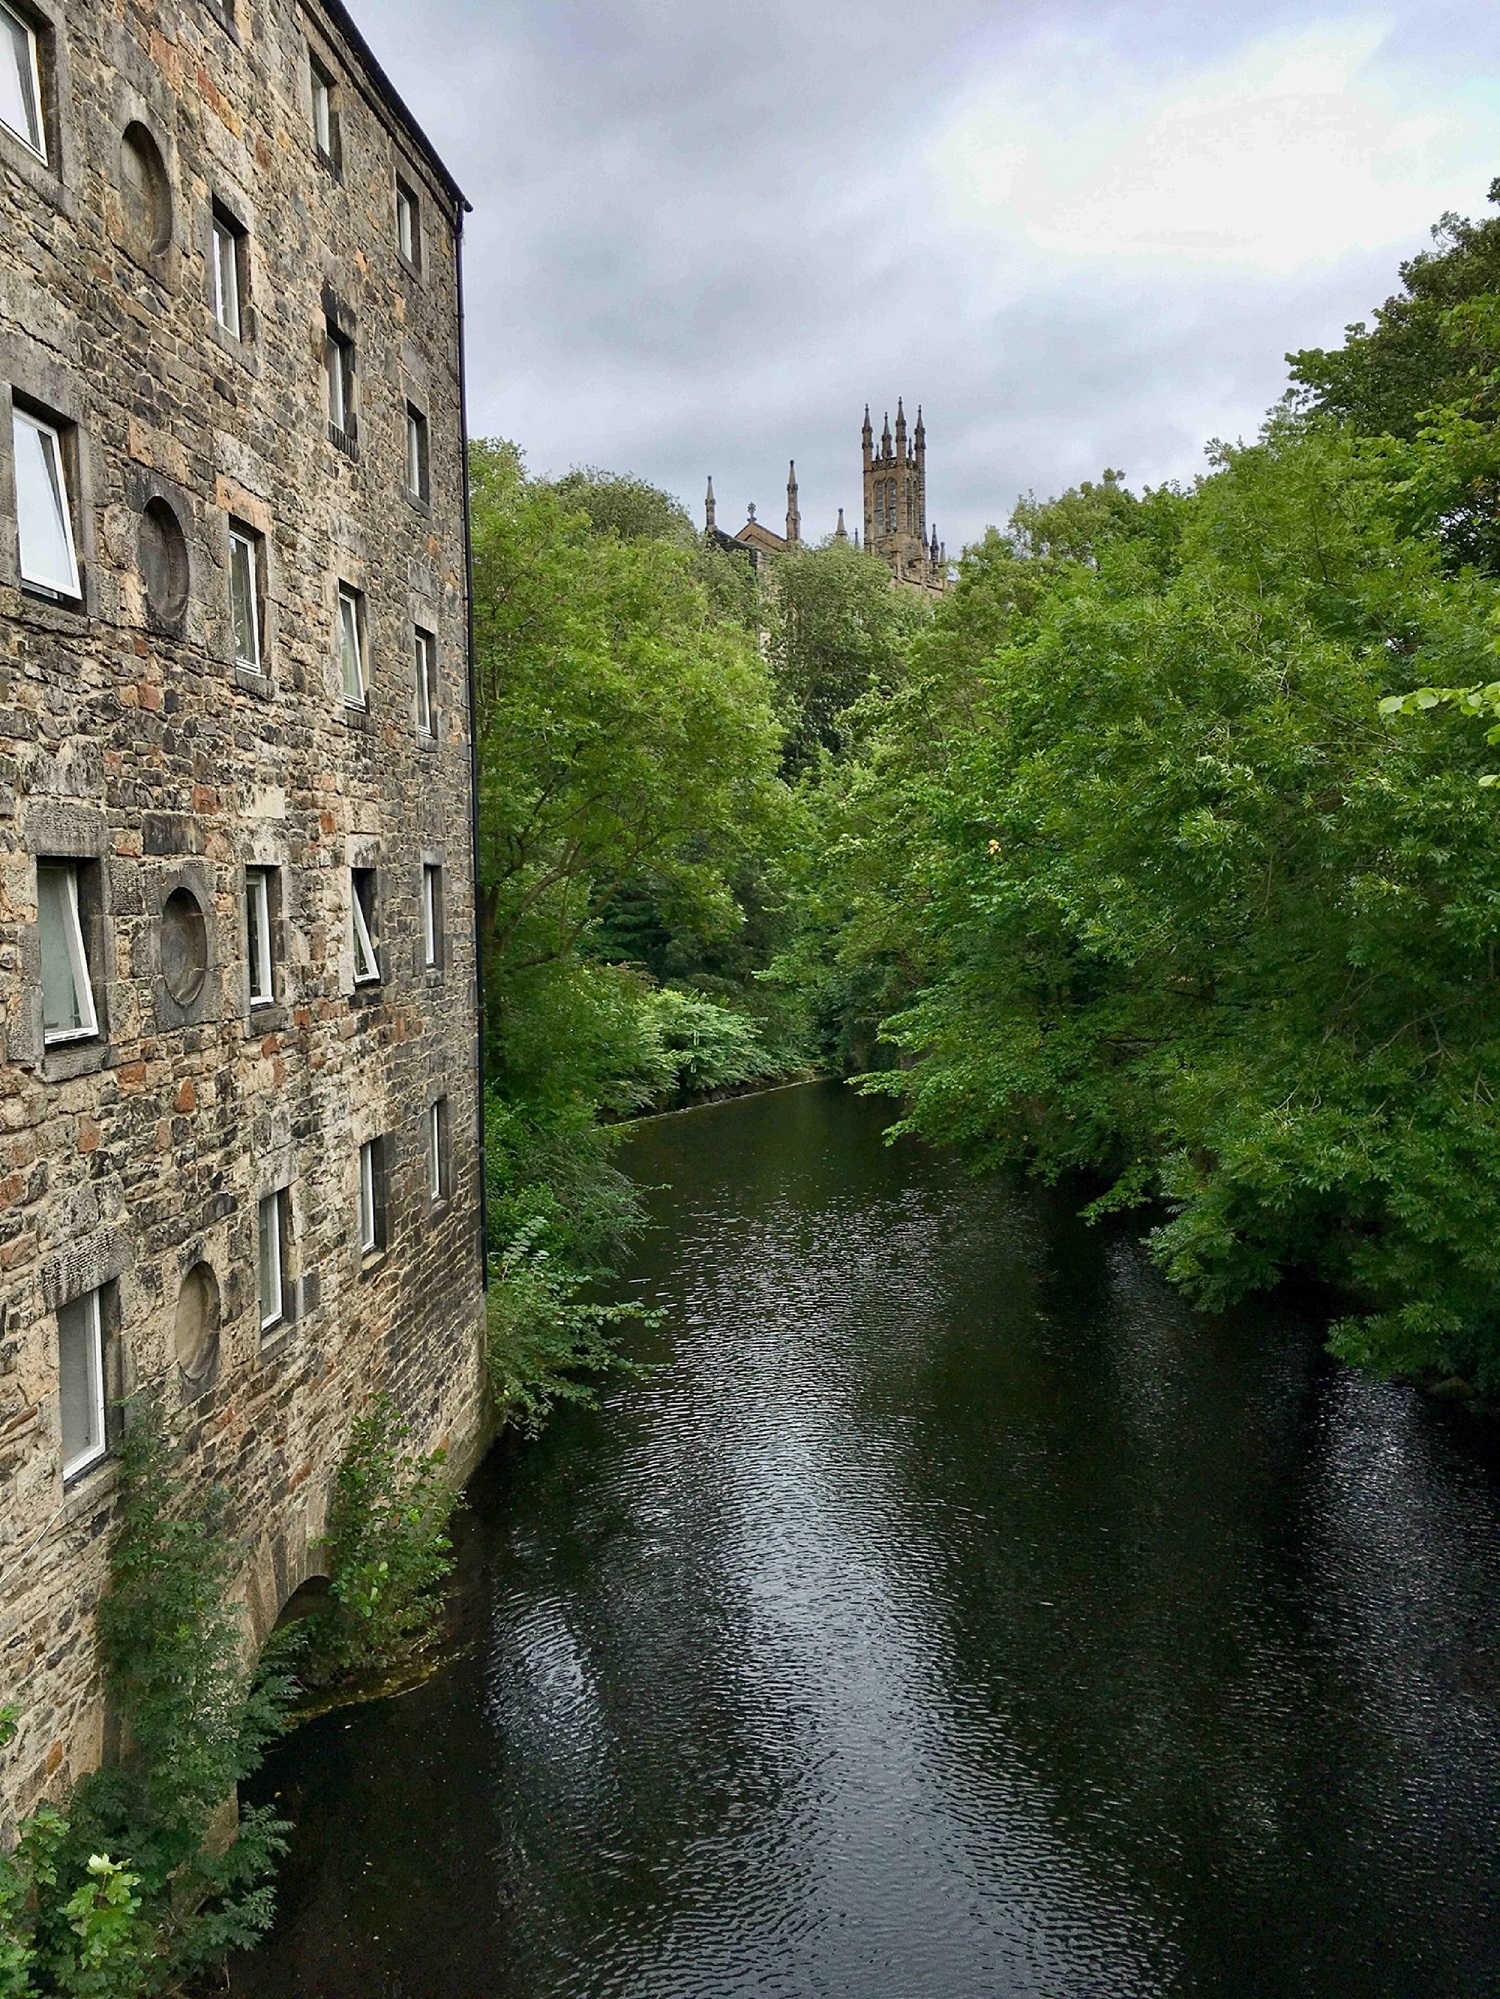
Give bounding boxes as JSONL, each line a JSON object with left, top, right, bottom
{"left": 350, "top": 866, "right": 379, "bottom": 985}
{"left": 414, "top": 626, "right": 436, "bottom": 738}
{"left": 309, "top": 51, "right": 340, "bottom": 172}
{"left": 395, "top": 177, "right": 421, "bottom": 271}
{"left": 258, "top": 1188, "right": 286, "bottom": 1332}
{"left": 38, "top": 859, "right": 99, "bottom": 1044}
{"left": 358, "top": 1136, "right": 387, "bottom": 1255}
{"left": 0, "top": 1, "right": 45, "bottom": 160}
{"left": 428, "top": 1096, "right": 449, "bottom": 1203}
{"left": 246, "top": 865, "right": 276, "bottom": 1007}
{"left": 405, "top": 403, "right": 429, "bottom": 505}
{"left": 13, "top": 406, "right": 80, "bottom": 599}
{"left": 211, "top": 202, "right": 247, "bottom": 338}
{"left": 58, "top": 1287, "right": 107, "bottom": 1479}
{"left": 338, "top": 584, "right": 365, "bottom": 705}
{"left": 229, "top": 521, "right": 263, "bottom": 673}
{"left": 325, "top": 323, "right": 355, "bottom": 450}
{"left": 421, "top": 862, "right": 442, "bottom": 970}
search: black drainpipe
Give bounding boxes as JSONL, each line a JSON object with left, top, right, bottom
{"left": 454, "top": 196, "right": 488, "bottom": 1292}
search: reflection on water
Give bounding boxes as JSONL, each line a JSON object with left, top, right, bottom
{"left": 235, "top": 1082, "right": 1500, "bottom": 1998}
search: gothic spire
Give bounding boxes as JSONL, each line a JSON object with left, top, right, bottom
{"left": 785, "top": 459, "right": 800, "bottom": 547}
{"left": 704, "top": 475, "right": 716, "bottom": 533}
{"left": 834, "top": 507, "right": 848, "bottom": 543}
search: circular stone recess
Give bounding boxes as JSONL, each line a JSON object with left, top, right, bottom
{"left": 121, "top": 123, "right": 172, "bottom": 258}
{"left": 173, "top": 1261, "right": 221, "bottom": 1386}
{"left": 160, "top": 886, "right": 209, "bottom": 1005}
{"left": 137, "top": 497, "right": 189, "bottom": 626}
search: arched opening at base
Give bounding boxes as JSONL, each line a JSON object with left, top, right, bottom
{"left": 272, "top": 1575, "right": 332, "bottom": 1631}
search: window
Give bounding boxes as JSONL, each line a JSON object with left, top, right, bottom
{"left": 422, "top": 862, "right": 441, "bottom": 968}
{"left": 337, "top": 584, "right": 365, "bottom": 705}
{"left": 310, "top": 52, "right": 339, "bottom": 168}
{"left": 428, "top": 1097, "right": 449, "bottom": 1202}
{"left": 0, "top": 1, "right": 44, "bottom": 159}
{"left": 258, "top": 1190, "right": 284, "bottom": 1330}
{"left": 37, "top": 859, "right": 97, "bottom": 1044}
{"left": 13, "top": 408, "right": 79, "bottom": 598}
{"left": 395, "top": 178, "right": 421, "bottom": 269}
{"left": 211, "top": 205, "right": 245, "bottom": 338}
{"left": 350, "top": 866, "right": 379, "bottom": 984}
{"left": 405, "top": 404, "right": 429, "bottom": 505}
{"left": 414, "top": 626, "right": 436, "bottom": 737}
{"left": 228, "top": 523, "right": 262, "bottom": 672}
{"left": 325, "top": 325, "right": 355, "bottom": 444}
{"left": 358, "top": 1137, "right": 386, "bottom": 1254}
{"left": 58, "top": 1289, "right": 106, "bottom": 1479}
{"left": 246, "top": 866, "right": 274, "bottom": 1006}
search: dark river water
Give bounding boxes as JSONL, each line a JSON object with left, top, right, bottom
{"left": 234, "top": 1081, "right": 1500, "bottom": 1999}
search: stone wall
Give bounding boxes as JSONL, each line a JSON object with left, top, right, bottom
{"left": 0, "top": 0, "right": 486, "bottom": 1837}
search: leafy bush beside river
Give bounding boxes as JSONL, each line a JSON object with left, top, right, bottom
{"left": 791, "top": 191, "right": 1500, "bottom": 1395}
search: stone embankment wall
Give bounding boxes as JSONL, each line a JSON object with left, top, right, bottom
{"left": 0, "top": 0, "right": 486, "bottom": 1837}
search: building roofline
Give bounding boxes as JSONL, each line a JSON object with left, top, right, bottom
{"left": 309, "top": 0, "right": 471, "bottom": 214}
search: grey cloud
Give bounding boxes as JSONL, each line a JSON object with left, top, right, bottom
{"left": 351, "top": 0, "right": 1498, "bottom": 548}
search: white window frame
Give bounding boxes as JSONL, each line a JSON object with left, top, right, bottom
{"left": 13, "top": 408, "right": 80, "bottom": 599}
{"left": 414, "top": 627, "right": 436, "bottom": 737}
{"left": 229, "top": 525, "right": 262, "bottom": 672}
{"left": 246, "top": 866, "right": 274, "bottom": 1006}
{"left": 310, "top": 54, "right": 335, "bottom": 159}
{"left": 38, "top": 859, "right": 98, "bottom": 1045}
{"left": 58, "top": 1288, "right": 106, "bottom": 1480}
{"left": 338, "top": 585, "right": 365, "bottom": 706}
{"left": 428, "top": 1100, "right": 444, "bottom": 1201}
{"left": 351, "top": 869, "right": 379, "bottom": 985}
{"left": 396, "top": 180, "right": 419, "bottom": 267}
{"left": 405, "top": 404, "right": 428, "bottom": 503}
{"left": 0, "top": 0, "right": 45, "bottom": 160}
{"left": 358, "top": 1139, "right": 378, "bottom": 1252}
{"left": 325, "top": 327, "right": 352, "bottom": 432}
{"left": 422, "top": 863, "right": 440, "bottom": 968}
{"left": 258, "top": 1190, "right": 284, "bottom": 1331}
{"left": 211, "top": 211, "right": 242, "bottom": 338}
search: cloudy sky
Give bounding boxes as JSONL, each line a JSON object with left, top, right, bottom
{"left": 354, "top": 0, "right": 1500, "bottom": 552}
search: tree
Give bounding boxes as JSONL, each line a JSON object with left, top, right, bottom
{"left": 470, "top": 440, "right": 785, "bottom": 1001}
{"left": 803, "top": 416, "right": 1500, "bottom": 1392}
{"left": 1289, "top": 182, "right": 1500, "bottom": 438}
{"left": 766, "top": 539, "right": 928, "bottom": 776}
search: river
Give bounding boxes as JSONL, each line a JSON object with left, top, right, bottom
{"left": 233, "top": 1080, "right": 1500, "bottom": 1998}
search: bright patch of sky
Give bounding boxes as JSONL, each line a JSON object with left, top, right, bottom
{"left": 352, "top": 0, "right": 1500, "bottom": 551}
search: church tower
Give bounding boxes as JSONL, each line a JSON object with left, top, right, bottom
{"left": 863, "top": 398, "right": 936, "bottom": 585}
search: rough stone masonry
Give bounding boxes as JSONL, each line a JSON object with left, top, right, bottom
{"left": 0, "top": 0, "right": 487, "bottom": 1836}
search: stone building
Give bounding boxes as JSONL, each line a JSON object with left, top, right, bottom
{"left": 862, "top": 400, "right": 947, "bottom": 594}
{"left": 704, "top": 404, "right": 949, "bottom": 593}
{"left": 0, "top": 0, "right": 487, "bottom": 1835}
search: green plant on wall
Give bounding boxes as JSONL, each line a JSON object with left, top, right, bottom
{"left": 300, "top": 1394, "right": 460, "bottom": 1687}
{"left": 0, "top": 1404, "right": 298, "bottom": 1995}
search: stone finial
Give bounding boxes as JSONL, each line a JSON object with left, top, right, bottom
{"left": 705, "top": 475, "right": 716, "bottom": 532}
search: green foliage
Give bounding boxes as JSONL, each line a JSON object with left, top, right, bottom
{"left": 485, "top": 1220, "right": 655, "bottom": 1437}
{"left": 767, "top": 540, "right": 927, "bottom": 775}
{"left": 545, "top": 465, "right": 697, "bottom": 545}
{"left": 303, "top": 1395, "right": 459, "bottom": 1685}
{"left": 802, "top": 407, "right": 1500, "bottom": 1392}
{"left": 0, "top": 1409, "right": 298, "bottom": 1994}
{"left": 633, "top": 985, "right": 781, "bottom": 1100}
{"left": 1289, "top": 181, "right": 1500, "bottom": 439}
{"left": 470, "top": 438, "right": 785, "bottom": 991}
